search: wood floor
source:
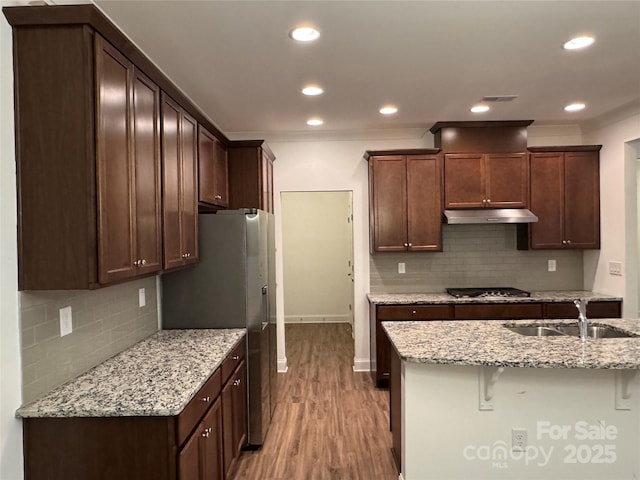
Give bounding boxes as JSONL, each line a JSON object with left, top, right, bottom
{"left": 230, "top": 323, "right": 398, "bottom": 480}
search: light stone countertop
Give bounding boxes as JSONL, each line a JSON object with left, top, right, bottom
{"left": 16, "top": 329, "right": 245, "bottom": 418}
{"left": 383, "top": 318, "right": 640, "bottom": 369}
{"left": 368, "top": 291, "right": 622, "bottom": 304}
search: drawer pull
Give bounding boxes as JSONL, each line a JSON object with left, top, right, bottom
{"left": 200, "top": 396, "right": 210, "bottom": 403}
{"left": 412, "top": 310, "right": 417, "bottom": 314}
{"left": 201, "top": 427, "right": 212, "bottom": 438}
{"left": 232, "top": 355, "right": 240, "bottom": 360}
{"left": 233, "top": 379, "right": 241, "bottom": 386}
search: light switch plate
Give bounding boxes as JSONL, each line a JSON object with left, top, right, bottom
{"left": 548, "top": 259, "right": 556, "bottom": 272}
{"left": 59, "top": 306, "right": 72, "bottom": 337}
{"left": 139, "top": 288, "right": 146, "bottom": 307}
{"left": 609, "top": 261, "right": 623, "bottom": 276}
{"left": 398, "top": 263, "right": 406, "bottom": 274}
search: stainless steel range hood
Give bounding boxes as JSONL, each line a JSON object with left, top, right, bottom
{"left": 444, "top": 208, "right": 538, "bottom": 224}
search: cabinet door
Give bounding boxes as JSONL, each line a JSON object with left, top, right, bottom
{"left": 444, "top": 154, "right": 485, "bottom": 208}
{"left": 198, "top": 127, "right": 229, "bottom": 208}
{"left": 179, "top": 425, "right": 203, "bottom": 480}
{"left": 132, "top": 69, "right": 162, "bottom": 275}
{"left": 202, "top": 398, "right": 224, "bottom": 480}
{"left": 564, "top": 151, "right": 600, "bottom": 248}
{"left": 181, "top": 112, "right": 199, "bottom": 264}
{"left": 485, "top": 153, "right": 527, "bottom": 207}
{"left": 161, "top": 95, "right": 184, "bottom": 269}
{"left": 95, "top": 35, "right": 136, "bottom": 284}
{"left": 370, "top": 156, "right": 408, "bottom": 252}
{"left": 406, "top": 155, "right": 442, "bottom": 251}
{"left": 529, "top": 153, "right": 565, "bottom": 249}
{"left": 222, "top": 362, "right": 246, "bottom": 478}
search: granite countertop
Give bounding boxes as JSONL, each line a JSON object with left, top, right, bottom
{"left": 368, "top": 290, "right": 622, "bottom": 305}
{"left": 16, "top": 329, "right": 245, "bottom": 418}
{"left": 383, "top": 318, "right": 640, "bottom": 369}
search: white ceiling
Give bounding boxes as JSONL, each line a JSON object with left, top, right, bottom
{"left": 87, "top": 1, "right": 639, "bottom": 139}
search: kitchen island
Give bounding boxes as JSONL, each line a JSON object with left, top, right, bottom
{"left": 383, "top": 318, "right": 640, "bottom": 480}
{"left": 16, "top": 328, "right": 247, "bottom": 480}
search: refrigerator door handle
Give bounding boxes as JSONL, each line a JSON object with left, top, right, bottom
{"left": 262, "top": 285, "right": 268, "bottom": 295}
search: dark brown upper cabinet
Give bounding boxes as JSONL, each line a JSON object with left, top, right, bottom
{"left": 519, "top": 146, "right": 601, "bottom": 250}
{"left": 96, "top": 36, "right": 163, "bottom": 284}
{"left": 7, "top": 19, "right": 162, "bottom": 289}
{"left": 366, "top": 150, "right": 443, "bottom": 253}
{"left": 198, "top": 126, "right": 229, "bottom": 210}
{"left": 431, "top": 121, "right": 532, "bottom": 211}
{"left": 228, "top": 141, "right": 275, "bottom": 213}
{"left": 444, "top": 153, "right": 528, "bottom": 209}
{"left": 161, "top": 94, "right": 199, "bottom": 270}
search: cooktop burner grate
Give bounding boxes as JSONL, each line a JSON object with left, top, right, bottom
{"left": 446, "top": 287, "right": 531, "bottom": 298}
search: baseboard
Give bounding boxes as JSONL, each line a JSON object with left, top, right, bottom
{"left": 352, "top": 357, "right": 370, "bottom": 372}
{"left": 277, "top": 357, "right": 288, "bottom": 373}
{"left": 284, "top": 314, "right": 351, "bottom": 323}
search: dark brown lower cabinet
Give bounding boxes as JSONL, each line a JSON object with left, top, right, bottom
{"left": 179, "top": 398, "right": 223, "bottom": 480}
{"left": 21, "top": 342, "right": 246, "bottom": 480}
{"left": 389, "top": 341, "right": 402, "bottom": 474}
{"left": 222, "top": 361, "right": 247, "bottom": 478}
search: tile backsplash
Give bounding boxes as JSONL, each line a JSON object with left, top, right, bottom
{"left": 370, "top": 224, "right": 584, "bottom": 293}
{"left": 20, "top": 276, "right": 159, "bottom": 404}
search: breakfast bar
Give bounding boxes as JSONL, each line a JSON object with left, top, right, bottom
{"left": 383, "top": 318, "right": 640, "bottom": 480}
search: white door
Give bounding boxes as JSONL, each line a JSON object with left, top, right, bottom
{"left": 281, "top": 191, "right": 354, "bottom": 325}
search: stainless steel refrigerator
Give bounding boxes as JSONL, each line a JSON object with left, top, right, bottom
{"left": 162, "top": 209, "right": 276, "bottom": 446}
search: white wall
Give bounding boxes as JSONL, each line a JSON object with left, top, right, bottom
{"left": 0, "top": 8, "right": 24, "bottom": 480}
{"left": 583, "top": 112, "right": 640, "bottom": 317}
{"left": 268, "top": 136, "right": 432, "bottom": 371}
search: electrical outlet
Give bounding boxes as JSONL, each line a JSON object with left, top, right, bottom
{"left": 548, "top": 259, "right": 556, "bottom": 272}
{"left": 398, "top": 263, "right": 406, "bottom": 274}
{"left": 59, "top": 306, "right": 72, "bottom": 337}
{"left": 609, "top": 261, "right": 623, "bottom": 276}
{"left": 139, "top": 287, "right": 146, "bottom": 307}
{"left": 512, "top": 428, "right": 528, "bottom": 452}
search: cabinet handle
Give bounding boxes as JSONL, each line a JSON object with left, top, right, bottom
{"left": 232, "top": 355, "right": 240, "bottom": 360}
{"left": 233, "top": 379, "right": 241, "bottom": 386}
{"left": 133, "top": 260, "right": 140, "bottom": 266}
{"left": 141, "top": 259, "right": 146, "bottom": 265}
{"left": 562, "top": 240, "right": 567, "bottom": 245}
{"left": 202, "top": 427, "right": 211, "bottom": 438}
{"left": 412, "top": 310, "right": 417, "bottom": 314}
{"left": 215, "top": 194, "right": 222, "bottom": 200}
{"left": 403, "top": 243, "right": 408, "bottom": 247}
{"left": 486, "top": 199, "right": 491, "bottom": 204}
{"left": 408, "top": 243, "right": 412, "bottom": 247}
{"left": 482, "top": 199, "right": 487, "bottom": 204}
{"left": 200, "top": 396, "right": 210, "bottom": 403}
{"left": 566, "top": 240, "right": 571, "bottom": 244}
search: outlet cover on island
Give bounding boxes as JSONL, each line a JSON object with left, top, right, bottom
{"left": 548, "top": 259, "right": 556, "bottom": 272}
{"left": 398, "top": 262, "right": 406, "bottom": 274}
{"left": 59, "top": 306, "right": 72, "bottom": 337}
{"left": 139, "top": 287, "right": 146, "bottom": 307}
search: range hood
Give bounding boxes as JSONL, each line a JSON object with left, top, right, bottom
{"left": 444, "top": 208, "right": 538, "bottom": 224}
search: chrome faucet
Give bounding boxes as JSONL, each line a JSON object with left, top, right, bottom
{"left": 574, "top": 298, "right": 589, "bottom": 341}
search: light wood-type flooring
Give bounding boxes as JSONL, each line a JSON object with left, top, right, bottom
{"left": 230, "top": 323, "right": 398, "bottom": 480}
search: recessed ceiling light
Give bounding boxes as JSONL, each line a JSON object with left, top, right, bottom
{"left": 379, "top": 105, "right": 398, "bottom": 115}
{"left": 563, "top": 36, "right": 595, "bottom": 50}
{"left": 470, "top": 103, "right": 490, "bottom": 113}
{"left": 307, "top": 118, "right": 323, "bottom": 126}
{"left": 302, "top": 85, "right": 324, "bottom": 96}
{"left": 564, "top": 102, "right": 586, "bottom": 112}
{"left": 289, "top": 26, "right": 320, "bottom": 42}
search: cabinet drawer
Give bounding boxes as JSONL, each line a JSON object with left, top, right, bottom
{"left": 177, "top": 368, "right": 221, "bottom": 446}
{"left": 221, "top": 340, "right": 245, "bottom": 385}
{"left": 454, "top": 303, "right": 542, "bottom": 319}
{"left": 544, "top": 301, "right": 621, "bottom": 319}
{"left": 377, "top": 305, "right": 451, "bottom": 320}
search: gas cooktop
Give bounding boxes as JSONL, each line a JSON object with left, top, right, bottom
{"left": 446, "top": 287, "right": 531, "bottom": 298}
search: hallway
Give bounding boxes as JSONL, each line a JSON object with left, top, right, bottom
{"left": 231, "top": 323, "right": 397, "bottom": 479}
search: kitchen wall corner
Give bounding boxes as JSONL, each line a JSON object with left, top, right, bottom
{"left": 19, "top": 276, "right": 159, "bottom": 404}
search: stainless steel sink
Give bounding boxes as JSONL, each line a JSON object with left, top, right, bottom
{"left": 504, "top": 324, "right": 635, "bottom": 339}
{"left": 553, "top": 325, "right": 635, "bottom": 339}
{"left": 503, "top": 325, "right": 564, "bottom": 337}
